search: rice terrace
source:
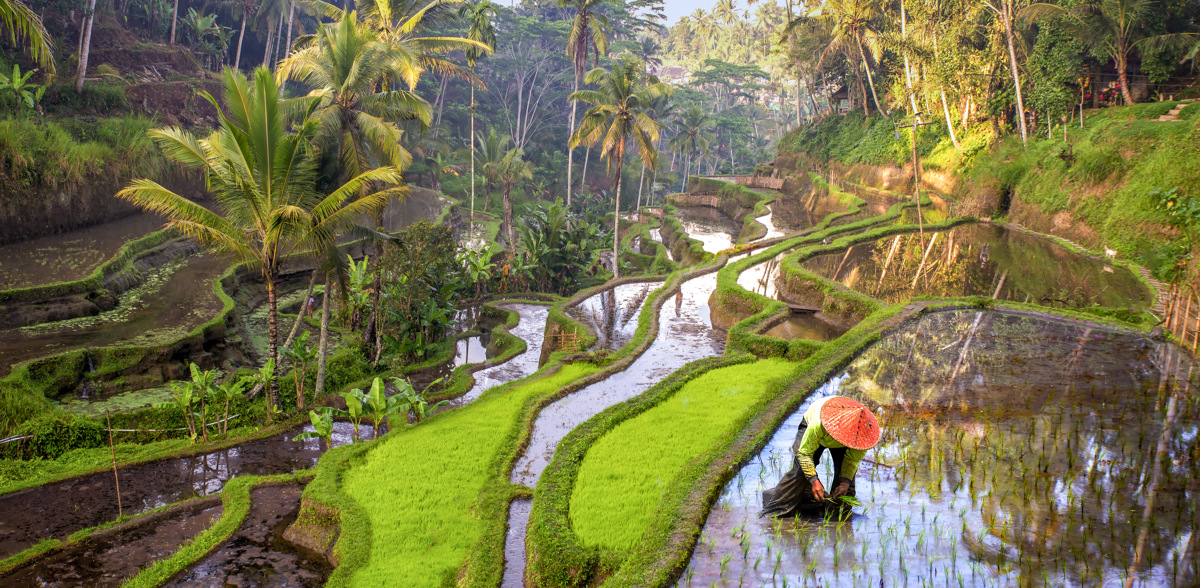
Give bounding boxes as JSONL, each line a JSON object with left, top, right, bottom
{"left": 0, "top": 0, "right": 1198, "bottom": 585}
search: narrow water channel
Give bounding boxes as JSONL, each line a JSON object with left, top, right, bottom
{"left": 448, "top": 304, "right": 550, "bottom": 407}
{"left": 503, "top": 261, "right": 737, "bottom": 586}
{"left": 679, "top": 310, "right": 1198, "bottom": 587}
{"left": 564, "top": 282, "right": 660, "bottom": 352}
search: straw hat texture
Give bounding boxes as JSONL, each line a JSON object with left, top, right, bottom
{"left": 820, "top": 397, "right": 881, "bottom": 450}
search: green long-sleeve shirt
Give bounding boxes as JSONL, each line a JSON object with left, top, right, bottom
{"left": 796, "top": 396, "right": 866, "bottom": 481}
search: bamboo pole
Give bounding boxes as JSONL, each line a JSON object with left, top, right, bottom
{"left": 991, "top": 270, "right": 1008, "bottom": 299}
{"left": 1180, "top": 292, "right": 1193, "bottom": 342}
{"left": 106, "top": 409, "right": 122, "bottom": 518}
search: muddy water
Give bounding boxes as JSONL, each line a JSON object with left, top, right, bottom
{"left": 763, "top": 314, "right": 847, "bottom": 342}
{"left": 0, "top": 504, "right": 222, "bottom": 586}
{"left": 0, "top": 214, "right": 166, "bottom": 291}
{"left": 503, "top": 264, "right": 737, "bottom": 587}
{"left": 738, "top": 253, "right": 787, "bottom": 300}
{"left": 803, "top": 223, "right": 1153, "bottom": 311}
{"left": 678, "top": 206, "right": 741, "bottom": 253}
{"left": 449, "top": 304, "right": 550, "bottom": 407}
{"left": 0, "top": 254, "right": 229, "bottom": 376}
{"left": 680, "top": 310, "right": 1198, "bottom": 587}
{"left": 168, "top": 484, "right": 330, "bottom": 587}
{"left": 0, "top": 422, "right": 370, "bottom": 560}
{"left": 648, "top": 228, "right": 677, "bottom": 262}
{"left": 565, "top": 282, "right": 661, "bottom": 352}
{"left": 502, "top": 499, "right": 533, "bottom": 588}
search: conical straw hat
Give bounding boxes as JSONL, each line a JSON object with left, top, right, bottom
{"left": 820, "top": 397, "right": 881, "bottom": 450}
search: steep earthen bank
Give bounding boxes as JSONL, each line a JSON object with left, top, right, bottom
{"left": 0, "top": 173, "right": 206, "bottom": 246}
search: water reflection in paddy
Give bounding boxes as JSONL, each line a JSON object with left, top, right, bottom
{"left": 565, "top": 281, "right": 661, "bottom": 351}
{"left": 680, "top": 310, "right": 1197, "bottom": 587}
{"left": 802, "top": 223, "right": 1153, "bottom": 311}
{"left": 678, "top": 206, "right": 740, "bottom": 253}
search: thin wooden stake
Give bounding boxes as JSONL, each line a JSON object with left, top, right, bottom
{"left": 1181, "top": 293, "right": 1193, "bottom": 342}
{"left": 106, "top": 409, "right": 122, "bottom": 518}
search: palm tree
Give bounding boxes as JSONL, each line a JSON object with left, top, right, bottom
{"left": 669, "top": 105, "right": 714, "bottom": 191}
{"left": 1024, "top": 0, "right": 1185, "bottom": 106}
{"left": 278, "top": 11, "right": 429, "bottom": 185}
{"left": 560, "top": 0, "right": 611, "bottom": 209}
{"left": 570, "top": 57, "right": 671, "bottom": 279}
{"left": 476, "top": 128, "right": 511, "bottom": 213}
{"left": 459, "top": 0, "right": 498, "bottom": 223}
{"left": 794, "top": 0, "right": 888, "bottom": 119}
{"left": 213, "top": 0, "right": 259, "bottom": 70}
{"left": 117, "top": 67, "right": 403, "bottom": 418}
{"left": 488, "top": 148, "right": 534, "bottom": 248}
{"left": 1, "top": 0, "right": 53, "bottom": 72}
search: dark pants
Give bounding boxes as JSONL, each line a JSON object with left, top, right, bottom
{"left": 759, "top": 418, "right": 857, "bottom": 518}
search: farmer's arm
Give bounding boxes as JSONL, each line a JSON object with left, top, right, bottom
{"left": 795, "top": 423, "right": 824, "bottom": 480}
{"left": 839, "top": 448, "right": 867, "bottom": 480}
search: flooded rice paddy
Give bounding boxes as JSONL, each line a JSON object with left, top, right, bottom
{"left": 0, "top": 253, "right": 229, "bottom": 376}
{"left": 803, "top": 223, "right": 1153, "bottom": 310}
{"left": 167, "top": 484, "right": 330, "bottom": 587}
{"left": 678, "top": 206, "right": 741, "bottom": 254}
{"left": 0, "top": 422, "right": 369, "bottom": 560}
{"left": 503, "top": 263, "right": 738, "bottom": 586}
{"left": 0, "top": 214, "right": 166, "bottom": 291}
{"left": 565, "top": 282, "right": 661, "bottom": 352}
{"left": 450, "top": 304, "right": 550, "bottom": 407}
{"left": 680, "top": 310, "right": 1197, "bottom": 587}
{"left": 0, "top": 502, "right": 222, "bottom": 587}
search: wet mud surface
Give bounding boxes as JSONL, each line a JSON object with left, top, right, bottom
{"left": 678, "top": 206, "right": 741, "bottom": 253}
{"left": 803, "top": 223, "right": 1153, "bottom": 311}
{"left": 0, "top": 422, "right": 367, "bottom": 560}
{"left": 0, "top": 214, "right": 167, "bottom": 291}
{"left": 0, "top": 504, "right": 222, "bottom": 587}
{"left": 763, "top": 314, "right": 847, "bottom": 342}
{"left": 565, "top": 282, "right": 661, "bottom": 352}
{"left": 0, "top": 254, "right": 228, "bottom": 376}
{"left": 681, "top": 310, "right": 1198, "bottom": 587}
{"left": 167, "top": 484, "right": 330, "bottom": 588}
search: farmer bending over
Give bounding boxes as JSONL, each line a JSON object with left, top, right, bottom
{"left": 760, "top": 396, "right": 880, "bottom": 518}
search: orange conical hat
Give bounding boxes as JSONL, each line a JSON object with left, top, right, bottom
{"left": 820, "top": 397, "right": 881, "bottom": 450}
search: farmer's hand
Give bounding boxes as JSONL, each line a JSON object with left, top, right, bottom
{"left": 811, "top": 479, "right": 826, "bottom": 501}
{"left": 831, "top": 479, "right": 850, "bottom": 498}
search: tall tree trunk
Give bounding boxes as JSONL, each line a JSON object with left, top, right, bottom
{"left": 281, "top": 1, "right": 296, "bottom": 90}
{"left": 262, "top": 18, "right": 276, "bottom": 66}
{"left": 434, "top": 75, "right": 449, "bottom": 126}
{"left": 567, "top": 74, "right": 578, "bottom": 208}
{"left": 1117, "top": 53, "right": 1135, "bottom": 106}
{"left": 284, "top": 270, "right": 317, "bottom": 350}
{"left": 940, "top": 88, "right": 960, "bottom": 149}
{"left": 234, "top": 14, "right": 247, "bottom": 70}
{"left": 858, "top": 41, "right": 888, "bottom": 119}
{"left": 503, "top": 182, "right": 515, "bottom": 248}
{"left": 315, "top": 273, "right": 330, "bottom": 394}
{"left": 266, "top": 274, "right": 280, "bottom": 421}
{"left": 169, "top": 0, "right": 178, "bottom": 44}
{"left": 75, "top": 0, "right": 97, "bottom": 92}
{"left": 470, "top": 83, "right": 476, "bottom": 220}
{"left": 612, "top": 152, "right": 623, "bottom": 279}
{"left": 580, "top": 146, "right": 590, "bottom": 190}
{"left": 900, "top": 0, "right": 921, "bottom": 119}
{"left": 1001, "top": 0, "right": 1028, "bottom": 146}
{"left": 796, "top": 74, "right": 803, "bottom": 125}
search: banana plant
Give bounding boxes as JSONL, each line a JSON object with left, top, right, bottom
{"left": 292, "top": 408, "right": 335, "bottom": 449}
{"left": 186, "top": 363, "right": 217, "bottom": 443}
{"left": 336, "top": 387, "right": 368, "bottom": 441}
{"left": 281, "top": 331, "right": 318, "bottom": 410}
{"left": 0, "top": 65, "right": 44, "bottom": 115}
{"left": 364, "top": 377, "right": 408, "bottom": 437}
{"left": 246, "top": 358, "right": 279, "bottom": 422}
{"left": 213, "top": 378, "right": 247, "bottom": 439}
{"left": 156, "top": 380, "right": 199, "bottom": 443}
{"left": 392, "top": 377, "right": 449, "bottom": 423}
